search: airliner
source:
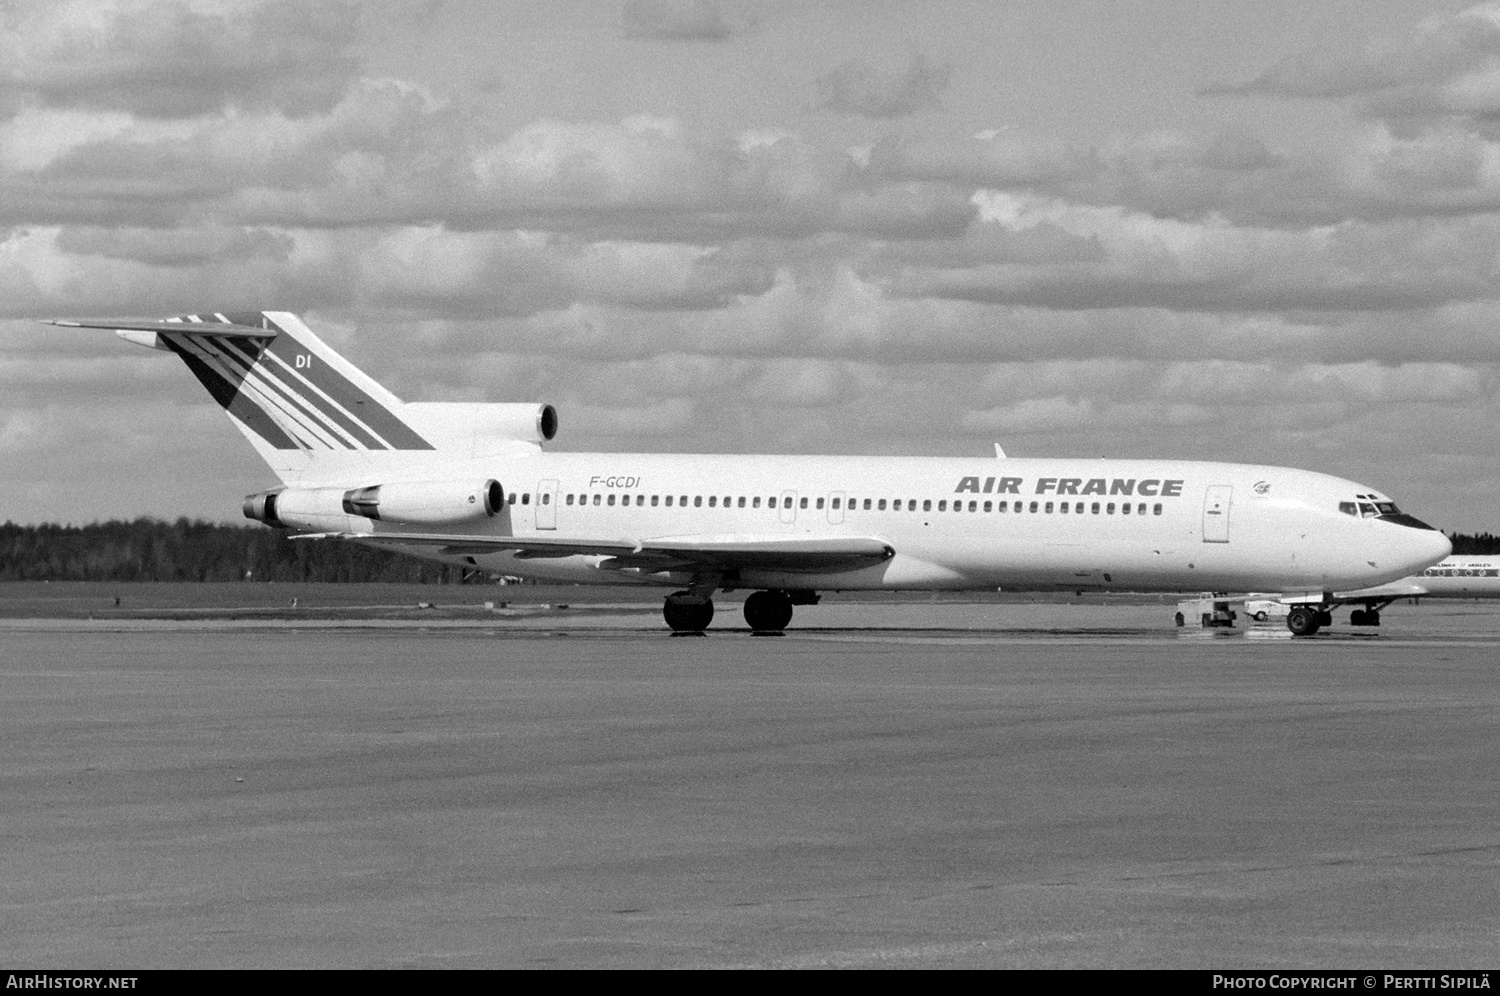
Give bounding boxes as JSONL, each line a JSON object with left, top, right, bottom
{"left": 1246, "top": 555, "right": 1500, "bottom": 632}
{"left": 49, "top": 312, "right": 1453, "bottom": 634}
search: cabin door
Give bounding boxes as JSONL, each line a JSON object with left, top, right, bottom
{"left": 1202, "top": 485, "right": 1232, "bottom": 543}
{"left": 535, "top": 479, "right": 558, "bottom": 530}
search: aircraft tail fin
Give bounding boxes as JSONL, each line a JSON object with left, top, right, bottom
{"left": 50, "top": 311, "right": 437, "bottom": 482}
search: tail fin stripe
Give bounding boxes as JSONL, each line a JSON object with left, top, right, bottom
{"left": 182, "top": 335, "right": 351, "bottom": 451}
{"left": 160, "top": 338, "right": 302, "bottom": 450}
{"left": 244, "top": 343, "right": 399, "bottom": 451}
{"left": 209, "top": 335, "right": 378, "bottom": 450}
{"left": 259, "top": 340, "right": 434, "bottom": 451}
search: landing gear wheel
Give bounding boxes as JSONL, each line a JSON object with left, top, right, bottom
{"left": 743, "top": 590, "right": 794, "bottom": 632}
{"left": 663, "top": 591, "right": 714, "bottom": 632}
{"left": 1286, "top": 606, "right": 1322, "bottom": 636}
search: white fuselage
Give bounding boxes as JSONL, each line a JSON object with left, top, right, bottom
{"left": 1337, "top": 556, "right": 1500, "bottom": 601}
{"left": 335, "top": 453, "right": 1452, "bottom": 594}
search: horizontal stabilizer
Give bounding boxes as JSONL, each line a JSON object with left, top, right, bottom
{"left": 47, "top": 318, "right": 278, "bottom": 339}
{"left": 321, "top": 531, "right": 896, "bottom": 575}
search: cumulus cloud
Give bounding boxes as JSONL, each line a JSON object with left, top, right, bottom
{"left": 620, "top": 0, "right": 756, "bottom": 42}
{"left": 1203, "top": 2, "right": 1500, "bottom": 133}
{"left": 814, "top": 53, "right": 953, "bottom": 119}
{"left": 0, "top": 0, "right": 362, "bottom": 119}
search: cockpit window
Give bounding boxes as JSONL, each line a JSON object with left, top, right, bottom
{"left": 1375, "top": 502, "right": 1398, "bottom": 515}
{"left": 1358, "top": 502, "right": 1378, "bottom": 517}
{"left": 1339, "top": 502, "right": 1357, "bottom": 517}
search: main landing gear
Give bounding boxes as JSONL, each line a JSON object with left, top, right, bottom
{"left": 660, "top": 588, "right": 818, "bottom": 634}
{"left": 663, "top": 591, "right": 714, "bottom": 634}
{"left": 742, "top": 590, "right": 794, "bottom": 633}
{"left": 1285, "top": 606, "right": 1333, "bottom": 636}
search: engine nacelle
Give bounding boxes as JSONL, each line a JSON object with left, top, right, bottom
{"left": 341, "top": 479, "right": 504, "bottom": 525}
{"left": 243, "top": 485, "right": 359, "bottom": 532}
{"left": 401, "top": 402, "right": 558, "bottom": 455}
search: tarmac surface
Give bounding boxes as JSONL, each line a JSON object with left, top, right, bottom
{"left": 1, "top": 585, "right": 1498, "bottom": 968}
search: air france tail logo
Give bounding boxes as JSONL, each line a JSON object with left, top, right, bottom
{"left": 160, "top": 313, "right": 433, "bottom": 452}
{"left": 954, "top": 476, "right": 1185, "bottom": 497}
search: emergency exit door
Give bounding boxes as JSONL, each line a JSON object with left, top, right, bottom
{"left": 1202, "top": 485, "right": 1232, "bottom": 543}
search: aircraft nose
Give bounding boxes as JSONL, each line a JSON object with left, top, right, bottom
{"left": 1404, "top": 527, "right": 1452, "bottom": 572}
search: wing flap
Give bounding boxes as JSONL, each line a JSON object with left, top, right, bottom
{"left": 337, "top": 531, "right": 895, "bottom": 575}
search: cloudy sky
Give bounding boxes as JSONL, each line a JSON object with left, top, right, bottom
{"left": 3, "top": 0, "right": 1498, "bottom": 531}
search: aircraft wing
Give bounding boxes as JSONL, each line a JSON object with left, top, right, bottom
{"left": 47, "top": 318, "right": 277, "bottom": 338}
{"left": 319, "top": 531, "right": 895, "bottom": 575}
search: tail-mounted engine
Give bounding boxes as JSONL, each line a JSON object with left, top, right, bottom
{"left": 244, "top": 479, "right": 504, "bottom": 531}
{"left": 341, "top": 479, "right": 504, "bottom": 524}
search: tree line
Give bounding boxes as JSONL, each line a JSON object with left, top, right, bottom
{"left": 0, "top": 519, "right": 475, "bottom": 583}
{"left": 0, "top": 518, "right": 1495, "bottom": 583}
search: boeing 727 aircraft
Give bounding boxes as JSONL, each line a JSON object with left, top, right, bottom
{"left": 50, "top": 312, "right": 1453, "bottom": 634}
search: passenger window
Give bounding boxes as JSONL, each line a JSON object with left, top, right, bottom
{"left": 738, "top": 496, "right": 746, "bottom": 508}
{"left": 879, "top": 499, "right": 887, "bottom": 510}
{"left": 768, "top": 497, "right": 777, "bottom": 508}
{"left": 893, "top": 499, "right": 902, "bottom": 511}
{"left": 651, "top": 495, "right": 659, "bottom": 506}
{"left": 621, "top": 495, "right": 630, "bottom": 506}
{"left": 606, "top": 494, "right": 615, "bottom": 506}
{"left": 1060, "top": 502, "right": 1068, "bottom": 514}
{"left": 509, "top": 493, "right": 518, "bottom": 505}
{"left": 1045, "top": 502, "right": 1053, "bottom": 513}
{"left": 1029, "top": 501, "right": 1038, "bottom": 513}
{"left": 1106, "top": 503, "right": 1115, "bottom": 514}
{"left": 638, "top": 495, "right": 644, "bottom": 505}
{"left": 800, "top": 497, "right": 808, "bottom": 509}
{"left": 968, "top": 501, "right": 976, "bottom": 512}
{"left": 708, "top": 496, "right": 716, "bottom": 508}
{"left": 694, "top": 496, "right": 703, "bottom": 507}
{"left": 680, "top": 495, "right": 688, "bottom": 506}
{"left": 983, "top": 501, "right": 992, "bottom": 512}
{"left": 1121, "top": 502, "right": 1130, "bottom": 515}
{"left": 816, "top": 497, "right": 825, "bottom": 509}
{"left": 664, "top": 495, "right": 673, "bottom": 507}
{"left": 753, "top": 496, "right": 760, "bottom": 508}
{"left": 864, "top": 499, "right": 872, "bottom": 510}
{"left": 832, "top": 497, "right": 840, "bottom": 509}
{"left": 998, "top": 501, "right": 1007, "bottom": 512}
{"left": 543, "top": 493, "right": 550, "bottom": 504}
{"left": 1091, "top": 502, "right": 1099, "bottom": 514}
{"left": 1153, "top": 504, "right": 1162, "bottom": 515}
{"left": 566, "top": 494, "right": 574, "bottom": 505}
{"left": 522, "top": 493, "right": 530, "bottom": 505}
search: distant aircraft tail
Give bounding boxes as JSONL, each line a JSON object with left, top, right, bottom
{"left": 49, "top": 312, "right": 556, "bottom": 485}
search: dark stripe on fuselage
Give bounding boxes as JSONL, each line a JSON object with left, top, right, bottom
{"left": 161, "top": 336, "right": 301, "bottom": 450}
